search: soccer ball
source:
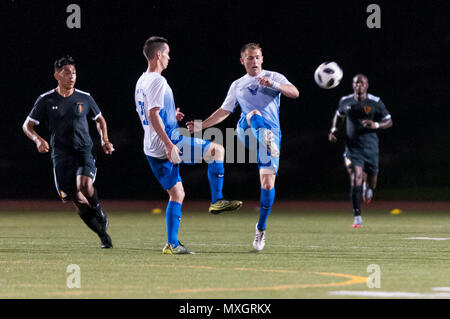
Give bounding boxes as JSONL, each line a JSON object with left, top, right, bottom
{"left": 314, "top": 62, "right": 343, "bottom": 89}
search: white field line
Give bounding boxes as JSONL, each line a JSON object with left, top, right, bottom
{"left": 406, "top": 237, "right": 450, "bottom": 240}
{"left": 329, "top": 290, "right": 450, "bottom": 298}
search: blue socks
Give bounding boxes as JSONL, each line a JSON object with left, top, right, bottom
{"left": 165, "top": 201, "right": 182, "bottom": 247}
{"left": 257, "top": 187, "right": 275, "bottom": 231}
{"left": 208, "top": 161, "right": 224, "bottom": 204}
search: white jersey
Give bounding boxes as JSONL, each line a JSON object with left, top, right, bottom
{"left": 220, "top": 70, "right": 292, "bottom": 129}
{"left": 135, "top": 72, "right": 178, "bottom": 158}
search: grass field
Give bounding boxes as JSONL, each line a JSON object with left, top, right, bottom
{"left": 0, "top": 202, "right": 449, "bottom": 299}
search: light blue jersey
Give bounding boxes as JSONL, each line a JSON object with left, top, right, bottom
{"left": 135, "top": 72, "right": 179, "bottom": 158}
{"left": 220, "top": 69, "right": 292, "bottom": 130}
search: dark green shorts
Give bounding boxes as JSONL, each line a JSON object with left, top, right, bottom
{"left": 51, "top": 151, "right": 97, "bottom": 201}
{"left": 343, "top": 145, "right": 379, "bottom": 175}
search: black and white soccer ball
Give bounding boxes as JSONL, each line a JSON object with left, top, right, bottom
{"left": 314, "top": 62, "right": 343, "bottom": 89}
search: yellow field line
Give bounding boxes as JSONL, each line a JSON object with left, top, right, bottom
{"left": 171, "top": 271, "right": 368, "bottom": 293}
{"left": 114, "top": 263, "right": 297, "bottom": 273}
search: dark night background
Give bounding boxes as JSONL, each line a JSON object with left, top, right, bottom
{"left": 1, "top": 0, "right": 449, "bottom": 202}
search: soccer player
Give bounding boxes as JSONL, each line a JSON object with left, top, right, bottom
{"left": 22, "top": 55, "right": 114, "bottom": 248}
{"left": 187, "top": 43, "right": 299, "bottom": 251}
{"left": 328, "top": 74, "right": 393, "bottom": 227}
{"left": 135, "top": 36, "right": 242, "bottom": 255}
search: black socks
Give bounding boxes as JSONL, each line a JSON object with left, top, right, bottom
{"left": 86, "top": 188, "right": 100, "bottom": 209}
{"left": 351, "top": 185, "right": 363, "bottom": 216}
{"left": 74, "top": 201, "right": 108, "bottom": 235}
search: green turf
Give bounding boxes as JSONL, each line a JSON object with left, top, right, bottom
{"left": 0, "top": 207, "right": 449, "bottom": 298}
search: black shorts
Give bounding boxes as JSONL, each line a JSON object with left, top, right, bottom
{"left": 51, "top": 151, "right": 97, "bottom": 201}
{"left": 343, "top": 145, "right": 379, "bottom": 176}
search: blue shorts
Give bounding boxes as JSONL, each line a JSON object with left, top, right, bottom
{"left": 146, "top": 135, "right": 211, "bottom": 190}
{"left": 236, "top": 116, "right": 281, "bottom": 173}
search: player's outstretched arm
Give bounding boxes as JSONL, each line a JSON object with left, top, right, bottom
{"left": 257, "top": 77, "right": 299, "bottom": 99}
{"left": 22, "top": 118, "right": 50, "bottom": 153}
{"left": 186, "top": 108, "right": 231, "bottom": 133}
{"left": 95, "top": 115, "right": 114, "bottom": 154}
{"left": 279, "top": 83, "right": 299, "bottom": 99}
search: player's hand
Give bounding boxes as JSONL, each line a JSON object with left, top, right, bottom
{"left": 328, "top": 131, "right": 337, "bottom": 143}
{"left": 35, "top": 138, "right": 50, "bottom": 153}
{"left": 165, "top": 143, "right": 182, "bottom": 164}
{"left": 186, "top": 120, "right": 202, "bottom": 134}
{"left": 257, "top": 77, "right": 272, "bottom": 87}
{"left": 362, "top": 119, "right": 375, "bottom": 129}
{"left": 102, "top": 140, "right": 115, "bottom": 155}
{"left": 176, "top": 108, "right": 185, "bottom": 122}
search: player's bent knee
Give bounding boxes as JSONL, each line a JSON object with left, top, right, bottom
{"left": 74, "top": 193, "right": 89, "bottom": 206}
{"left": 246, "top": 110, "right": 262, "bottom": 126}
{"left": 77, "top": 176, "right": 94, "bottom": 196}
{"left": 260, "top": 171, "right": 276, "bottom": 190}
{"left": 211, "top": 143, "right": 225, "bottom": 159}
{"left": 78, "top": 184, "right": 91, "bottom": 197}
{"left": 167, "top": 184, "right": 185, "bottom": 203}
{"left": 170, "top": 192, "right": 184, "bottom": 203}
{"left": 205, "top": 142, "right": 224, "bottom": 162}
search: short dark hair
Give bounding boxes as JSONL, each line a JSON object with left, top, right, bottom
{"left": 240, "top": 43, "right": 262, "bottom": 56}
{"left": 143, "top": 36, "right": 169, "bottom": 60}
{"left": 353, "top": 74, "right": 369, "bottom": 82}
{"left": 54, "top": 55, "right": 75, "bottom": 72}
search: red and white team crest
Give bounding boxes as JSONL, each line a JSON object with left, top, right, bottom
{"left": 364, "top": 105, "right": 372, "bottom": 115}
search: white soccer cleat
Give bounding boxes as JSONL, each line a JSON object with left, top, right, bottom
{"left": 365, "top": 188, "right": 373, "bottom": 203}
{"left": 253, "top": 224, "right": 266, "bottom": 251}
{"left": 352, "top": 216, "right": 363, "bottom": 228}
{"left": 263, "top": 129, "right": 280, "bottom": 157}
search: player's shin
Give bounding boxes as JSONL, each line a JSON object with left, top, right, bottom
{"left": 74, "top": 201, "right": 108, "bottom": 235}
{"left": 351, "top": 185, "right": 363, "bottom": 216}
{"left": 86, "top": 187, "right": 100, "bottom": 209}
{"left": 257, "top": 187, "right": 275, "bottom": 231}
{"left": 207, "top": 161, "right": 224, "bottom": 204}
{"left": 165, "top": 201, "right": 182, "bottom": 247}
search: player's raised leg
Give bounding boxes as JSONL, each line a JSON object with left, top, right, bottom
{"left": 364, "top": 174, "right": 377, "bottom": 204}
{"left": 246, "top": 110, "right": 279, "bottom": 157}
{"left": 204, "top": 142, "right": 243, "bottom": 214}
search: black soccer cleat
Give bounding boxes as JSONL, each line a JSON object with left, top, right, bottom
{"left": 99, "top": 232, "right": 113, "bottom": 249}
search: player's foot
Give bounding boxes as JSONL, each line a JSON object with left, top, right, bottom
{"left": 99, "top": 232, "right": 113, "bottom": 248}
{"left": 162, "top": 242, "right": 195, "bottom": 255}
{"left": 209, "top": 199, "right": 243, "bottom": 214}
{"left": 364, "top": 188, "right": 374, "bottom": 204}
{"left": 253, "top": 224, "right": 266, "bottom": 251}
{"left": 263, "top": 129, "right": 280, "bottom": 157}
{"left": 352, "top": 216, "right": 363, "bottom": 228}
